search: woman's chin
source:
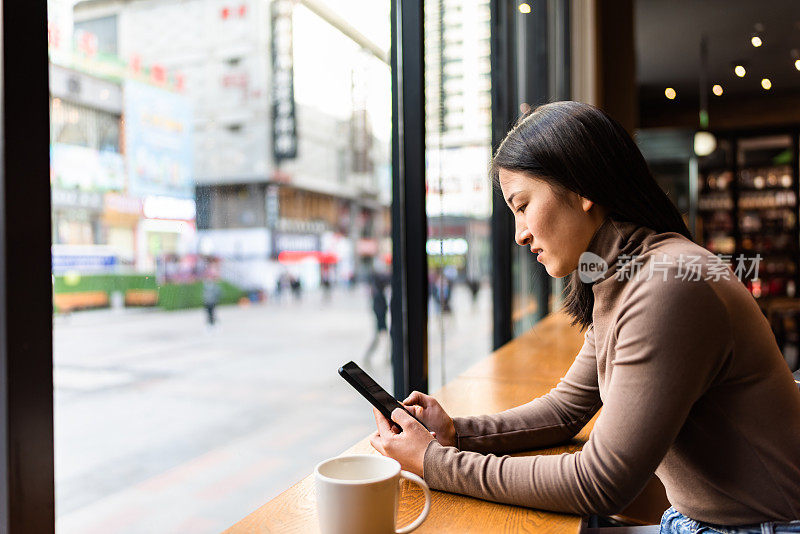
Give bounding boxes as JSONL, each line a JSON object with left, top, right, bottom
{"left": 544, "top": 262, "right": 570, "bottom": 278}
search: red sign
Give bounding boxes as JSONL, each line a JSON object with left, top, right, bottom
{"left": 278, "top": 251, "right": 338, "bottom": 264}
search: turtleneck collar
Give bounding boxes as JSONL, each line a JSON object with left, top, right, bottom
{"left": 582, "top": 214, "right": 654, "bottom": 285}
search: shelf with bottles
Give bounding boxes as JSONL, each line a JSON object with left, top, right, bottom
{"left": 740, "top": 251, "right": 798, "bottom": 299}
{"left": 747, "top": 276, "right": 798, "bottom": 299}
{"left": 696, "top": 132, "right": 799, "bottom": 288}
{"left": 704, "top": 236, "right": 736, "bottom": 254}
{"left": 741, "top": 254, "right": 798, "bottom": 276}
{"left": 739, "top": 209, "right": 796, "bottom": 234}
{"left": 698, "top": 193, "right": 734, "bottom": 211}
{"left": 701, "top": 169, "right": 734, "bottom": 192}
{"left": 738, "top": 165, "right": 793, "bottom": 191}
{"left": 737, "top": 190, "right": 796, "bottom": 210}
{"left": 737, "top": 134, "right": 793, "bottom": 167}
{"left": 698, "top": 209, "right": 734, "bottom": 254}
{"left": 739, "top": 235, "right": 798, "bottom": 255}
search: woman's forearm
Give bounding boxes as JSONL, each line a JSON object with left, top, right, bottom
{"left": 454, "top": 327, "right": 601, "bottom": 454}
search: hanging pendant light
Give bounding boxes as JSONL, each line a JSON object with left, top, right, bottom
{"left": 695, "top": 34, "right": 717, "bottom": 157}
{"left": 694, "top": 131, "right": 717, "bottom": 156}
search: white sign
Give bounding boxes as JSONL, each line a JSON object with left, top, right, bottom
{"left": 143, "top": 195, "right": 196, "bottom": 220}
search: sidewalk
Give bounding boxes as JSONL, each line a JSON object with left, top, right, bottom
{"left": 55, "top": 284, "right": 491, "bottom": 533}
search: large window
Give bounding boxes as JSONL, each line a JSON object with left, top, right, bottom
{"left": 49, "top": 0, "right": 393, "bottom": 531}
{"left": 424, "top": 0, "right": 493, "bottom": 390}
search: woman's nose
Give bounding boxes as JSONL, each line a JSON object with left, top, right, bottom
{"left": 515, "top": 226, "right": 532, "bottom": 246}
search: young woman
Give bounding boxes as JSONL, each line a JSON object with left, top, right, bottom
{"left": 369, "top": 101, "right": 800, "bottom": 533}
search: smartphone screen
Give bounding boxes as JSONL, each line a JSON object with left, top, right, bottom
{"left": 338, "top": 361, "right": 429, "bottom": 431}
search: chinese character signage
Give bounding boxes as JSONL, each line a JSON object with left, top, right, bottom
{"left": 271, "top": 0, "right": 297, "bottom": 162}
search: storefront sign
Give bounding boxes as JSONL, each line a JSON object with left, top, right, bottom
{"left": 104, "top": 192, "right": 142, "bottom": 214}
{"left": 426, "top": 238, "right": 469, "bottom": 256}
{"left": 123, "top": 80, "right": 193, "bottom": 199}
{"left": 275, "top": 217, "right": 326, "bottom": 234}
{"left": 51, "top": 188, "right": 105, "bottom": 211}
{"left": 273, "top": 232, "right": 319, "bottom": 254}
{"left": 143, "top": 195, "right": 196, "bottom": 221}
{"left": 270, "top": 0, "right": 297, "bottom": 162}
{"left": 52, "top": 245, "right": 117, "bottom": 274}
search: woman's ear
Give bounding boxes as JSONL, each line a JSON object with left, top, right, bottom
{"left": 580, "top": 197, "right": 594, "bottom": 212}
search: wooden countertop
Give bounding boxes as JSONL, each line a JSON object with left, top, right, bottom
{"left": 223, "top": 312, "right": 667, "bottom": 533}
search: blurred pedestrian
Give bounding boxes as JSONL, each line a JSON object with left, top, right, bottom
{"left": 320, "top": 269, "right": 332, "bottom": 302}
{"left": 275, "top": 271, "right": 291, "bottom": 303}
{"left": 363, "top": 271, "right": 389, "bottom": 365}
{"left": 290, "top": 275, "right": 302, "bottom": 301}
{"left": 466, "top": 277, "right": 480, "bottom": 307}
{"left": 430, "top": 269, "right": 452, "bottom": 314}
{"left": 203, "top": 277, "right": 221, "bottom": 328}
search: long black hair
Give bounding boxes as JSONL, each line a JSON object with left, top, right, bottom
{"left": 490, "top": 101, "right": 692, "bottom": 330}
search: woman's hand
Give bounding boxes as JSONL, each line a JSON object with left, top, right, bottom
{"left": 369, "top": 407, "right": 435, "bottom": 477}
{"left": 402, "top": 391, "right": 457, "bottom": 448}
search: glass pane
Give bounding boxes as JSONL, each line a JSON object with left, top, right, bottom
{"left": 49, "top": 0, "right": 393, "bottom": 531}
{"left": 424, "top": 0, "right": 493, "bottom": 391}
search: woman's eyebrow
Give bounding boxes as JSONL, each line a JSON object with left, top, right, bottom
{"left": 506, "top": 192, "right": 519, "bottom": 206}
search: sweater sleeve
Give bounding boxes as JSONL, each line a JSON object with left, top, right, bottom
{"left": 423, "top": 278, "right": 733, "bottom": 516}
{"left": 452, "top": 325, "right": 602, "bottom": 453}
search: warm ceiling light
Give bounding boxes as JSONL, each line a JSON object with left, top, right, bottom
{"left": 761, "top": 78, "right": 772, "bottom": 90}
{"left": 518, "top": 3, "right": 531, "bottom": 13}
{"left": 694, "top": 131, "right": 718, "bottom": 157}
{"left": 712, "top": 84, "right": 723, "bottom": 96}
{"left": 734, "top": 65, "right": 746, "bottom": 77}
{"left": 751, "top": 35, "right": 763, "bottom": 47}
{"left": 664, "top": 87, "right": 677, "bottom": 100}
{"left": 795, "top": 59, "right": 800, "bottom": 71}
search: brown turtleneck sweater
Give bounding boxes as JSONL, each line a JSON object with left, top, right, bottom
{"left": 422, "top": 216, "right": 800, "bottom": 524}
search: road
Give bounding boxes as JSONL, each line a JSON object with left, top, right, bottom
{"left": 54, "top": 283, "right": 492, "bottom": 533}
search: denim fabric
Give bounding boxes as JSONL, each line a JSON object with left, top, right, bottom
{"left": 660, "top": 506, "right": 800, "bottom": 534}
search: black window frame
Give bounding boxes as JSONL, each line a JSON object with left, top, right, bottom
{"left": 1, "top": 0, "right": 56, "bottom": 532}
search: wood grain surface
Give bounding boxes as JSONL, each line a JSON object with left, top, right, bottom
{"left": 223, "top": 312, "right": 667, "bottom": 533}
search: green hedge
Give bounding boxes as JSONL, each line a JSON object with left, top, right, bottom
{"left": 53, "top": 273, "right": 156, "bottom": 294}
{"left": 53, "top": 274, "right": 246, "bottom": 311}
{"left": 157, "top": 281, "right": 246, "bottom": 311}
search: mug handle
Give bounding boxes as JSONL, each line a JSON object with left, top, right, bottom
{"left": 395, "top": 470, "right": 431, "bottom": 534}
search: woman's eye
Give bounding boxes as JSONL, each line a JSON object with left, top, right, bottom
{"left": 516, "top": 204, "right": 527, "bottom": 214}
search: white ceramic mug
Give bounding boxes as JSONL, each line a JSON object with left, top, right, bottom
{"left": 314, "top": 454, "right": 431, "bottom": 534}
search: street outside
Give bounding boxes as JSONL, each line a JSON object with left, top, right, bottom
{"left": 54, "top": 283, "right": 492, "bottom": 533}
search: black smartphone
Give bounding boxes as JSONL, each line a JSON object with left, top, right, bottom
{"left": 338, "top": 361, "right": 429, "bottom": 431}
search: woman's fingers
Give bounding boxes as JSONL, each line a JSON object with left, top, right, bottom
{"left": 373, "top": 407, "right": 394, "bottom": 437}
{"left": 403, "top": 390, "right": 427, "bottom": 407}
{"left": 369, "top": 430, "right": 386, "bottom": 455}
{"left": 405, "top": 405, "right": 422, "bottom": 417}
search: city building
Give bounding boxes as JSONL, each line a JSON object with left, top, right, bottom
{"left": 424, "top": 0, "right": 493, "bottom": 282}
{"left": 73, "top": 0, "right": 392, "bottom": 292}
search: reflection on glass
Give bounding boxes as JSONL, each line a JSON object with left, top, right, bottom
{"left": 424, "top": 0, "right": 493, "bottom": 392}
{"left": 49, "top": 0, "right": 392, "bottom": 531}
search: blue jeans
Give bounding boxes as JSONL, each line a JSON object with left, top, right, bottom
{"left": 660, "top": 506, "right": 800, "bottom": 534}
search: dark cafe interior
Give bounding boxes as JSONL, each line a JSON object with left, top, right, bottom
{"left": 2, "top": 0, "right": 800, "bottom": 532}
